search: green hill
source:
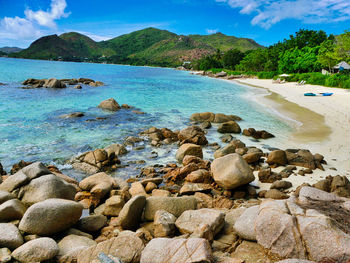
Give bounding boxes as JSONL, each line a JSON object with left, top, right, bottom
{"left": 10, "top": 28, "right": 263, "bottom": 66}
{"left": 189, "top": 32, "right": 264, "bottom": 52}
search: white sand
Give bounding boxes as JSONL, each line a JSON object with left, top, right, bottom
{"left": 233, "top": 78, "right": 350, "bottom": 189}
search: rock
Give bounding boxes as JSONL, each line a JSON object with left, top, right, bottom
{"left": 105, "top": 144, "right": 127, "bottom": 156}
{"left": 19, "top": 198, "right": 83, "bottom": 235}
{"left": 0, "top": 163, "right": 6, "bottom": 176}
{"left": 0, "top": 191, "right": 15, "bottom": 205}
{"left": 152, "top": 189, "right": 171, "bottom": 197}
{"left": 140, "top": 238, "right": 212, "bottom": 263}
{"left": 58, "top": 234, "right": 96, "bottom": 257}
{"left": 0, "top": 248, "right": 11, "bottom": 263}
{"left": 185, "top": 169, "right": 211, "bottom": 184}
{"left": 211, "top": 153, "right": 254, "bottom": 190}
{"left": 98, "top": 98, "right": 121, "bottom": 111}
{"left": 175, "top": 143, "right": 203, "bottom": 163}
{"left": 0, "top": 162, "right": 51, "bottom": 192}
{"left": 287, "top": 149, "right": 321, "bottom": 170}
{"left": 201, "top": 121, "right": 212, "bottom": 129}
{"left": 217, "top": 121, "right": 241, "bottom": 134}
{"left": 18, "top": 174, "right": 77, "bottom": 205}
{"left": 77, "top": 231, "right": 144, "bottom": 263}
{"left": 242, "top": 128, "right": 275, "bottom": 140}
{"left": 276, "top": 260, "right": 315, "bottom": 263}
{"left": 74, "top": 84, "right": 82, "bottom": 89}
{"left": 256, "top": 200, "right": 306, "bottom": 259}
{"left": 60, "top": 112, "right": 84, "bottom": 118}
{"left": 264, "top": 189, "right": 289, "bottom": 199}
{"left": 258, "top": 168, "right": 282, "bottom": 183}
{"left": 0, "top": 223, "right": 23, "bottom": 250}
{"left": 267, "top": 150, "right": 288, "bottom": 165}
{"left": 214, "top": 144, "right": 236, "bottom": 159}
{"left": 12, "top": 237, "right": 59, "bottom": 263}
{"left": 243, "top": 152, "right": 263, "bottom": 164}
{"left": 9, "top": 160, "right": 33, "bottom": 175}
{"left": 154, "top": 210, "right": 176, "bottom": 237}
{"left": 44, "top": 78, "right": 66, "bottom": 89}
{"left": 79, "top": 172, "right": 116, "bottom": 199}
{"left": 178, "top": 126, "right": 208, "bottom": 145}
{"left": 214, "top": 113, "right": 241, "bottom": 122}
{"left": 175, "top": 208, "right": 225, "bottom": 238}
{"left": 103, "top": 195, "right": 125, "bottom": 216}
{"left": 129, "top": 182, "right": 147, "bottom": 197}
{"left": 145, "top": 182, "right": 157, "bottom": 193}
{"left": 233, "top": 205, "right": 259, "bottom": 241}
{"left": 118, "top": 195, "right": 146, "bottom": 230}
{"left": 144, "top": 196, "right": 197, "bottom": 221}
{"left": 270, "top": 180, "right": 292, "bottom": 190}
{"left": 190, "top": 112, "right": 215, "bottom": 122}
{"left": 180, "top": 183, "right": 212, "bottom": 195}
{"left": 0, "top": 199, "right": 27, "bottom": 222}
{"left": 215, "top": 71, "right": 227, "bottom": 77}
{"left": 76, "top": 215, "right": 107, "bottom": 233}
{"left": 231, "top": 241, "right": 274, "bottom": 263}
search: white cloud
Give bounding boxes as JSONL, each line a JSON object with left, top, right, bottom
{"left": 216, "top": 0, "right": 350, "bottom": 29}
{"left": 0, "top": 0, "right": 69, "bottom": 46}
{"left": 206, "top": 28, "right": 219, "bottom": 34}
{"left": 25, "top": 0, "right": 70, "bottom": 28}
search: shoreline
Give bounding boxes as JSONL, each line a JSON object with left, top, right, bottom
{"left": 233, "top": 78, "right": 350, "bottom": 174}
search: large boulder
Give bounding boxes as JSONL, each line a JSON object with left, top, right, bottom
{"left": 217, "top": 121, "right": 241, "bottom": 134}
{"left": 190, "top": 112, "right": 241, "bottom": 123}
{"left": 12, "top": 237, "right": 59, "bottom": 263}
{"left": 175, "top": 144, "right": 203, "bottom": 163}
{"left": 118, "top": 195, "right": 146, "bottom": 230}
{"left": 0, "top": 199, "right": 27, "bottom": 222}
{"left": 233, "top": 205, "right": 259, "bottom": 241}
{"left": 0, "top": 191, "right": 15, "bottom": 205}
{"left": 79, "top": 172, "right": 116, "bottom": 199}
{"left": 98, "top": 98, "right": 121, "bottom": 111}
{"left": 140, "top": 238, "right": 212, "bottom": 263}
{"left": 19, "top": 198, "right": 83, "bottom": 235}
{"left": 175, "top": 208, "right": 225, "bottom": 238}
{"left": 144, "top": 196, "right": 197, "bottom": 221}
{"left": 18, "top": 174, "right": 76, "bottom": 205}
{"left": 58, "top": 234, "right": 96, "bottom": 258}
{"left": 178, "top": 126, "right": 208, "bottom": 145}
{"left": 103, "top": 195, "right": 125, "bottom": 216}
{"left": 0, "top": 223, "right": 23, "bottom": 250}
{"left": 77, "top": 231, "right": 144, "bottom": 263}
{"left": 0, "top": 162, "right": 51, "bottom": 192}
{"left": 267, "top": 150, "right": 288, "bottom": 166}
{"left": 211, "top": 153, "right": 254, "bottom": 190}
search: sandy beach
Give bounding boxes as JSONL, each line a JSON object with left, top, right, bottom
{"left": 234, "top": 78, "right": 350, "bottom": 188}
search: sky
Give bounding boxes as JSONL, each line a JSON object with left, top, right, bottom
{"left": 0, "top": 0, "right": 350, "bottom": 48}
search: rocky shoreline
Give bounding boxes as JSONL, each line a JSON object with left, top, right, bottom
{"left": 1, "top": 93, "right": 350, "bottom": 263}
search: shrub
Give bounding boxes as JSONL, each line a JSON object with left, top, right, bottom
{"left": 257, "top": 71, "right": 277, "bottom": 79}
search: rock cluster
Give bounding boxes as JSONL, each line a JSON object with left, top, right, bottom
{"left": 22, "top": 77, "right": 104, "bottom": 88}
{"left": 190, "top": 112, "right": 242, "bottom": 123}
{"left": 243, "top": 128, "right": 275, "bottom": 139}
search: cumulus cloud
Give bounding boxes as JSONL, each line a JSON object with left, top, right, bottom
{"left": 0, "top": 0, "right": 70, "bottom": 45}
{"left": 206, "top": 28, "right": 219, "bottom": 34}
{"left": 216, "top": 0, "right": 350, "bottom": 29}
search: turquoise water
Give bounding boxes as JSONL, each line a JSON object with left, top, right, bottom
{"left": 0, "top": 58, "right": 291, "bottom": 179}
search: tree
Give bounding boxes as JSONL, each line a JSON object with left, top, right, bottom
{"left": 194, "top": 55, "right": 222, "bottom": 70}
{"left": 222, "top": 49, "right": 244, "bottom": 69}
{"left": 278, "top": 46, "right": 321, "bottom": 73}
{"left": 334, "top": 30, "right": 350, "bottom": 61}
{"left": 237, "top": 49, "right": 268, "bottom": 72}
{"left": 318, "top": 40, "right": 337, "bottom": 71}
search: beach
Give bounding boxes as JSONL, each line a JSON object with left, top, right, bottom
{"left": 233, "top": 78, "right": 350, "bottom": 189}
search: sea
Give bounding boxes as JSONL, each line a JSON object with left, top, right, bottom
{"left": 0, "top": 57, "right": 292, "bottom": 180}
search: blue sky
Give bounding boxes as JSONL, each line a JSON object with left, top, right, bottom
{"left": 0, "top": 0, "right": 349, "bottom": 48}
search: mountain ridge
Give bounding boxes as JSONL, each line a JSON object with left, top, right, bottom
{"left": 9, "top": 27, "right": 263, "bottom": 67}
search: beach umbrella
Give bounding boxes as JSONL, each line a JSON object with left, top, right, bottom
{"left": 279, "top": 74, "right": 290, "bottom": 77}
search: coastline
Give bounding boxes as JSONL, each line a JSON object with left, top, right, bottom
{"left": 233, "top": 78, "right": 350, "bottom": 175}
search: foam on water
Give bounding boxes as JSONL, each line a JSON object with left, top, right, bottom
{"left": 0, "top": 58, "right": 293, "bottom": 178}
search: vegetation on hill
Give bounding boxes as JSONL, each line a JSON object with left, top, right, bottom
{"left": 9, "top": 27, "right": 262, "bottom": 66}
{"left": 189, "top": 32, "right": 263, "bottom": 52}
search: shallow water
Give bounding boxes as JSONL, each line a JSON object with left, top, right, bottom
{"left": 0, "top": 58, "right": 292, "bottom": 179}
